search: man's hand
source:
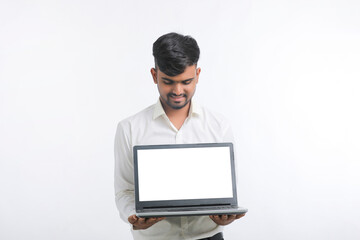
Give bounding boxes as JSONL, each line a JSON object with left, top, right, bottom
{"left": 128, "top": 214, "right": 166, "bottom": 230}
{"left": 209, "top": 213, "right": 246, "bottom": 226}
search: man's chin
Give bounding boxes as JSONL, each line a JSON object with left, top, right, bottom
{"left": 167, "top": 100, "right": 189, "bottom": 110}
{"left": 171, "top": 105, "right": 186, "bottom": 110}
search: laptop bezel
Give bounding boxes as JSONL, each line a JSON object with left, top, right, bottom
{"left": 133, "top": 142, "right": 238, "bottom": 211}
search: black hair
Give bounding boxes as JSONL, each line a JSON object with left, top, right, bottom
{"left": 152, "top": 32, "right": 200, "bottom": 76}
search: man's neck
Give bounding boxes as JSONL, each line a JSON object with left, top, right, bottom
{"left": 160, "top": 99, "right": 191, "bottom": 130}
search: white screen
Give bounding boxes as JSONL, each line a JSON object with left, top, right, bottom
{"left": 137, "top": 146, "right": 233, "bottom": 201}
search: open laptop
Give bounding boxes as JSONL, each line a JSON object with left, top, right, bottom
{"left": 133, "top": 142, "right": 248, "bottom": 217}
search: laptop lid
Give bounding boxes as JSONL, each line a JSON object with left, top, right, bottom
{"left": 133, "top": 142, "right": 238, "bottom": 211}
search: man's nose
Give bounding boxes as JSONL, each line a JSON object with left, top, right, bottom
{"left": 173, "top": 83, "right": 183, "bottom": 95}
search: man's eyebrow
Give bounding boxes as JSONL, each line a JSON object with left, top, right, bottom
{"left": 161, "top": 77, "right": 194, "bottom": 82}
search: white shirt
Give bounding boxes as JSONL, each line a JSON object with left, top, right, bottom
{"left": 114, "top": 99, "right": 235, "bottom": 240}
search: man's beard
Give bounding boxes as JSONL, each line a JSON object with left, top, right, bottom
{"left": 164, "top": 93, "right": 190, "bottom": 110}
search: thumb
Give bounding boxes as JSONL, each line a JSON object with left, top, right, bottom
{"left": 128, "top": 215, "right": 138, "bottom": 224}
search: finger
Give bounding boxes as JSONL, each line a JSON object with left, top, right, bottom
{"left": 145, "top": 217, "right": 165, "bottom": 226}
{"left": 128, "top": 215, "right": 138, "bottom": 224}
{"left": 138, "top": 217, "right": 146, "bottom": 224}
{"left": 155, "top": 217, "right": 166, "bottom": 222}
{"left": 145, "top": 217, "right": 157, "bottom": 225}
{"left": 235, "top": 213, "right": 246, "bottom": 219}
{"left": 227, "top": 215, "right": 236, "bottom": 221}
{"left": 210, "top": 215, "right": 221, "bottom": 224}
{"left": 221, "top": 215, "right": 228, "bottom": 220}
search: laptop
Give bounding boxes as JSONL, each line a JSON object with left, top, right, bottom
{"left": 133, "top": 142, "right": 248, "bottom": 217}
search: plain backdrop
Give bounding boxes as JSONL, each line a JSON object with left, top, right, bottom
{"left": 1, "top": 0, "right": 359, "bottom": 239}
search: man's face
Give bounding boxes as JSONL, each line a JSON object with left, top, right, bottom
{"left": 151, "top": 65, "right": 201, "bottom": 110}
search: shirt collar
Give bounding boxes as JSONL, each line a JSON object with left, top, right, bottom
{"left": 152, "top": 98, "right": 202, "bottom": 120}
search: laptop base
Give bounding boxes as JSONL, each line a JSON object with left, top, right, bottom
{"left": 136, "top": 206, "right": 248, "bottom": 218}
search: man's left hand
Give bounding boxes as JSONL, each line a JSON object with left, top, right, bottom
{"left": 209, "top": 213, "right": 246, "bottom": 226}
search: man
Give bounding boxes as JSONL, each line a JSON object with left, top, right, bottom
{"left": 114, "top": 32, "right": 245, "bottom": 240}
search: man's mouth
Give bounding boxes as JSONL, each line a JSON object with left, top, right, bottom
{"left": 169, "top": 94, "right": 186, "bottom": 101}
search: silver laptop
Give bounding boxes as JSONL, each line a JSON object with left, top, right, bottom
{"left": 133, "top": 142, "right": 248, "bottom": 217}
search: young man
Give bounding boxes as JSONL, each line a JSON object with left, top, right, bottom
{"left": 114, "top": 32, "right": 245, "bottom": 240}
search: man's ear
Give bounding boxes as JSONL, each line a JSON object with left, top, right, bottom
{"left": 151, "top": 68, "right": 158, "bottom": 84}
{"left": 195, "top": 67, "right": 201, "bottom": 84}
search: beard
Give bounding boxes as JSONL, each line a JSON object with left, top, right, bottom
{"left": 163, "top": 93, "right": 190, "bottom": 110}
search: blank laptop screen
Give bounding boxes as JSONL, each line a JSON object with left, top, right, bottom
{"left": 137, "top": 146, "right": 233, "bottom": 201}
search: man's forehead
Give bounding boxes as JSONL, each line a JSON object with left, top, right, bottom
{"left": 157, "top": 66, "right": 197, "bottom": 80}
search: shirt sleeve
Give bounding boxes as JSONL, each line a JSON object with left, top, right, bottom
{"left": 114, "top": 120, "right": 136, "bottom": 223}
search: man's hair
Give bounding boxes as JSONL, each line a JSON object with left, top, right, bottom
{"left": 152, "top": 32, "right": 200, "bottom": 76}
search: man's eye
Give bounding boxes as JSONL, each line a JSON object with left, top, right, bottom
{"left": 183, "top": 81, "right": 191, "bottom": 85}
{"left": 164, "top": 81, "right": 173, "bottom": 85}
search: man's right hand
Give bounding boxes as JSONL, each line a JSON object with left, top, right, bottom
{"left": 128, "top": 214, "right": 166, "bottom": 230}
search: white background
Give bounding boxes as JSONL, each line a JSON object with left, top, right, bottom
{"left": 0, "top": 0, "right": 359, "bottom": 239}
